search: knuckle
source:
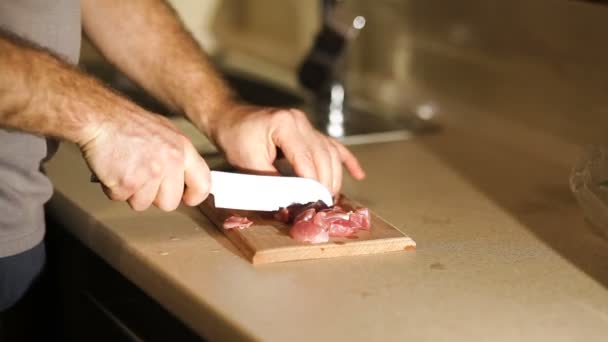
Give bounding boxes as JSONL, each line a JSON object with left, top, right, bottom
{"left": 175, "top": 133, "right": 190, "bottom": 147}
{"left": 272, "top": 110, "right": 297, "bottom": 126}
{"left": 319, "top": 141, "right": 332, "bottom": 155}
{"left": 328, "top": 143, "right": 340, "bottom": 159}
{"left": 294, "top": 150, "right": 314, "bottom": 165}
{"left": 290, "top": 109, "right": 307, "bottom": 121}
{"left": 119, "top": 174, "right": 139, "bottom": 192}
{"left": 148, "top": 160, "right": 163, "bottom": 178}
{"left": 165, "top": 145, "right": 185, "bottom": 163}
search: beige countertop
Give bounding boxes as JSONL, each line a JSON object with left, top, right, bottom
{"left": 46, "top": 108, "right": 608, "bottom": 340}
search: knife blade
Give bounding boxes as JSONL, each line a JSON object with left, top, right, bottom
{"left": 210, "top": 170, "right": 333, "bottom": 211}
{"left": 90, "top": 170, "right": 334, "bottom": 211}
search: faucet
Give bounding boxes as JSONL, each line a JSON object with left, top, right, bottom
{"left": 297, "top": 0, "right": 437, "bottom": 142}
{"left": 297, "top": 0, "right": 363, "bottom": 137}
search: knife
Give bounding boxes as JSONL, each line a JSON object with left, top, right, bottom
{"left": 210, "top": 171, "right": 333, "bottom": 211}
{"left": 91, "top": 170, "right": 333, "bottom": 211}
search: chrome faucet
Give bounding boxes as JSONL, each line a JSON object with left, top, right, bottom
{"left": 297, "top": 2, "right": 367, "bottom": 139}
{"left": 297, "top": 0, "right": 437, "bottom": 142}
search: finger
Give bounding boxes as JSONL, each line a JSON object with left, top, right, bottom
{"left": 127, "top": 176, "right": 163, "bottom": 211}
{"left": 328, "top": 143, "right": 342, "bottom": 195}
{"left": 154, "top": 163, "right": 184, "bottom": 212}
{"left": 310, "top": 139, "right": 334, "bottom": 194}
{"left": 182, "top": 147, "right": 211, "bottom": 206}
{"left": 332, "top": 140, "right": 366, "bottom": 180}
{"left": 273, "top": 127, "right": 317, "bottom": 180}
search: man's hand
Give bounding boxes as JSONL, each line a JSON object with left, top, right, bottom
{"left": 0, "top": 29, "right": 211, "bottom": 212}
{"left": 80, "top": 108, "right": 210, "bottom": 212}
{"left": 209, "top": 104, "right": 365, "bottom": 196}
{"left": 79, "top": 0, "right": 366, "bottom": 196}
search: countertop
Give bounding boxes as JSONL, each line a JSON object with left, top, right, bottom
{"left": 45, "top": 103, "right": 608, "bottom": 341}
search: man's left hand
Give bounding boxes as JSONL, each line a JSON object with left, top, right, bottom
{"left": 207, "top": 104, "right": 366, "bottom": 196}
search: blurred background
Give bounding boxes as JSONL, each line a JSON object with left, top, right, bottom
{"left": 80, "top": 0, "right": 608, "bottom": 146}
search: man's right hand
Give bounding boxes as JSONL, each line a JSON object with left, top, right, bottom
{"left": 79, "top": 109, "right": 210, "bottom": 211}
{"left": 0, "top": 31, "right": 210, "bottom": 212}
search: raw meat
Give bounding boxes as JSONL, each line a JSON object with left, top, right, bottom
{"left": 223, "top": 215, "right": 253, "bottom": 230}
{"left": 349, "top": 208, "right": 371, "bottom": 230}
{"left": 275, "top": 200, "right": 329, "bottom": 223}
{"left": 294, "top": 208, "right": 316, "bottom": 223}
{"left": 273, "top": 207, "right": 290, "bottom": 223}
{"left": 289, "top": 220, "right": 330, "bottom": 243}
{"left": 327, "top": 219, "right": 356, "bottom": 237}
{"left": 281, "top": 201, "right": 372, "bottom": 243}
{"left": 223, "top": 201, "right": 372, "bottom": 244}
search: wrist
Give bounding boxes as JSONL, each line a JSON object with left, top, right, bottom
{"left": 72, "top": 88, "right": 139, "bottom": 148}
{"left": 184, "top": 93, "right": 240, "bottom": 143}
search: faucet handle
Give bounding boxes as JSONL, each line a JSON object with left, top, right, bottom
{"left": 297, "top": 1, "right": 366, "bottom": 92}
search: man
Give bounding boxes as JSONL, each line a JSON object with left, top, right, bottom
{"left": 0, "top": 0, "right": 365, "bottom": 314}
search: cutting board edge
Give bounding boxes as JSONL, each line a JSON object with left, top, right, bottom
{"left": 223, "top": 230, "right": 256, "bottom": 261}
{"left": 251, "top": 236, "right": 416, "bottom": 265}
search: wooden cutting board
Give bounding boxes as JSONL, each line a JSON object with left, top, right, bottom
{"left": 199, "top": 196, "right": 416, "bottom": 265}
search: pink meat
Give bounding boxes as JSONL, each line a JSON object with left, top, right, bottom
{"left": 223, "top": 215, "right": 253, "bottom": 230}
{"left": 275, "top": 202, "right": 372, "bottom": 243}
{"left": 328, "top": 219, "right": 357, "bottom": 237}
{"left": 289, "top": 221, "right": 329, "bottom": 243}
{"left": 349, "top": 208, "right": 371, "bottom": 230}
{"left": 294, "top": 208, "right": 316, "bottom": 223}
{"left": 274, "top": 207, "right": 290, "bottom": 223}
{"left": 222, "top": 203, "right": 371, "bottom": 244}
{"left": 312, "top": 211, "right": 327, "bottom": 226}
{"left": 277, "top": 200, "right": 329, "bottom": 223}
{"left": 324, "top": 212, "right": 351, "bottom": 223}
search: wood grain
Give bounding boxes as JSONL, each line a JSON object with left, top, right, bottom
{"left": 199, "top": 196, "right": 416, "bottom": 265}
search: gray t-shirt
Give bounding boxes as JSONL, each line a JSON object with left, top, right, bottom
{"left": 0, "top": 0, "right": 81, "bottom": 257}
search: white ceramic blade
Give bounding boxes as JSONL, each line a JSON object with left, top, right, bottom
{"left": 209, "top": 171, "right": 333, "bottom": 211}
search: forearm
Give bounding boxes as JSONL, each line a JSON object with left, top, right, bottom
{"left": 0, "top": 31, "right": 139, "bottom": 146}
{"left": 81, "top": 0, "right": 235, "bottom": 137}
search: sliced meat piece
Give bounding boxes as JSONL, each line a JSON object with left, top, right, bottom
{"left": 294, "top": 208, "right": 316, "bottom": 223}
{"left": 273, "top": 200, "right": 370, "bottom": 243}
{"left": 328, "top": 219, "right": 357, "bottom": 237}
{"left": 223, "top": 215, "right": 254, "bottom": 230}
{"left": 324, "top": 211, "right": 351, "bottom": 222}
{"left": 289, "top": 221, "right": 329, "bottom": 244}
{"left": 350, "top": 208, "right": 371, "bottom": 230}
{"left": 312, "top": 211, "right": 328, "bottom": 226}
{"left": 288, "top": 200, "right": 330, "bottom": 222}
{"left": 274, "top": 207, "right": 290, "bottom": 223}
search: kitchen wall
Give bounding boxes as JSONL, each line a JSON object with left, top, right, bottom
{"left": 84, "top": 0, "right": 608, "bottom": 145}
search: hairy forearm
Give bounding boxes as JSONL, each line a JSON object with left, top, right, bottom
{"left": 81, "top": 0, "right": 235, "bottom": 137}
{"left": 0, "top": 31, "right": 141, "bottom": 145}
